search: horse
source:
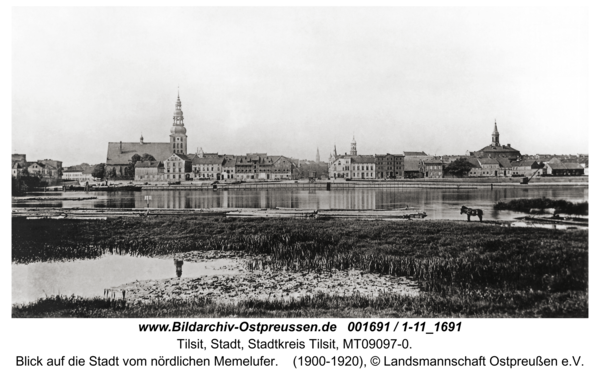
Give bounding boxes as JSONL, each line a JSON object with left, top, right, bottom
{"left": 460, "top": 206, "right": 483, "bottom": 222}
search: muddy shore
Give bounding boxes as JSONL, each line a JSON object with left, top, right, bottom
{"left": 111, "top": 252, "right": 420, "bottom": 304}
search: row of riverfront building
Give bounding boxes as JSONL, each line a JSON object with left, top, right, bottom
{"left": 326, "top": 123, "right": 587, "bottom": 179}
{"left": 105, "top": 93, "right": 295, "bottom": 182}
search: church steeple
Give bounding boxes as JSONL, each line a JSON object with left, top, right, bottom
{"left": 350, "top": 135, "right": 357, "bottom": 156}
{"left": 170, "top": 90, "right": 187, "bottom": 155}
{"left": 316, "top": 148, "right": 320, "bottom": 163}
{"left": 491, "top": 120, "right": 500, "bottom": 147}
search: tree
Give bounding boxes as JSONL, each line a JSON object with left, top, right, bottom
{"left": 92, "top": 163, "right": 105, "bottom": 179}
{"left": 140, "top": 153, "right": 156, "bottom": 162}
{"left": 123, "top": 154, "right": 141, "bottom": 178}
{"left": 443, "top": 158, "right": 476, "bottom": 177}
{"left": 20, "top": 174, "right": 42, "bottom": 189}
{"left": 108, "top": 167, "right": 117, "bottom": 179}
{"left": 130, "top": 154, "right": 142, "bottom": 165}
{"left": 125, "top": 154, "right": 155, "bottom": 178}
{"left": 12, "top": 176, "right": 21, "bottom": 196}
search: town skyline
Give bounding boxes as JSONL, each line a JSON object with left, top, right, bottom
{"left": 12, "top": 7, "right": 589, "bottom": 166}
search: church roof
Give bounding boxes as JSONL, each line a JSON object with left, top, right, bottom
{"left": 106, "top": 142, "right": 172, "bottom": 165}
{"left": 477, "top": 144, "right": 520, "bottom": 153}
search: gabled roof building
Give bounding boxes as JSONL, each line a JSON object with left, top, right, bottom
{"left": 473, "top": 121, "right": 521, "bottom": 161}
{"left": 106, "top": 93, "right": 189, "bottom": 176}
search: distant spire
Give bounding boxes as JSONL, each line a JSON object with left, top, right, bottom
{"left": 491, "top": 119, "right": 500, "bottom": 146}
{"left": 173, "top": 91, "right": 184, "bottom": 126}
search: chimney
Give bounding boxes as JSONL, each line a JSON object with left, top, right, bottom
{"left": 507, "top": 143, "right": 511, "bottom": 147}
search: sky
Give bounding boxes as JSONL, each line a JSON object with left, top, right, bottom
{"left": 12, "top": 7, "right": 589, "bottom": 166}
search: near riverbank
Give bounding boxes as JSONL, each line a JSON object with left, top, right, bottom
{"left": 12, "top": 217, "right": 588, "bottom": 318}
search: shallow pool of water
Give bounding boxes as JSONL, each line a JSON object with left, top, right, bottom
{"left": 12, "top": 255, "right": 241, "bottom": 304}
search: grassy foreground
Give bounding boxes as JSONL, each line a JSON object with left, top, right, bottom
{"left": 12, "top": 217, "right": 588, "bottom": 318}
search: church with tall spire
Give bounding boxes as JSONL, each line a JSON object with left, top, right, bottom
{"left": 491, "top": 120, "right": 500, "bottom": 147}
{"left": 105, "top": 91, "right": 192, "bottom": 176}
{"left": 473, "top": 120, "right": 521, "bottom": 161}
{"left": 170, "top": 91, "right": 188, "bottom": 155}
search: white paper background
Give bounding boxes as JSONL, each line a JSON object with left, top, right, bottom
{"left": 3, "top": 1, "right": 597, "bottom": 375}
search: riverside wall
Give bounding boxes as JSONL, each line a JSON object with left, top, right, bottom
{"left": 141, "top": 176, "right": 588, "bottom": 191}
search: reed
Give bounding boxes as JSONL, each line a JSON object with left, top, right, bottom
{"left": 13, "top": 290, "right": 588, "bottom": 318}
{"left": 494, "top": 198, "right": 588, "bottom": 215}
{"left": 12, "top": 217, "right": 587, "bottom": 317}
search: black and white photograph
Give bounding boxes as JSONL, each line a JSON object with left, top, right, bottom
{"left": 10, "top": 5, "right": 589, "bottom": 323}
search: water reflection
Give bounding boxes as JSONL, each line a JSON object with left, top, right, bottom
{"left": 13, "top": 187, "right": 588, "bottom": 221}
{"left": 174, "top": 259, "right": 183, "bottom": 278}
{"left": 12, "top": 255, "right": 240, "bottom": 304}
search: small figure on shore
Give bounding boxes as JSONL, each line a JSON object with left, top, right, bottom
{"left": 460, "top": 206, "right": 483, "bottom": 222}
{"left": 174, "top": 259, "right": 184, "bottom": 277}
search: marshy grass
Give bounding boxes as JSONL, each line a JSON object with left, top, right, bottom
{"left": 12, "top": 217, "right": 588, "bottom": 317}
{"left": 13, "top": 290, "right": 587, "bottom": 318}
{"left": 494, "top": 198, "right": 588, "bottom": 215}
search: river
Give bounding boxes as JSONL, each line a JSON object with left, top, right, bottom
{"left": 14, "top": 186, "right": 588, "bottom": 221}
